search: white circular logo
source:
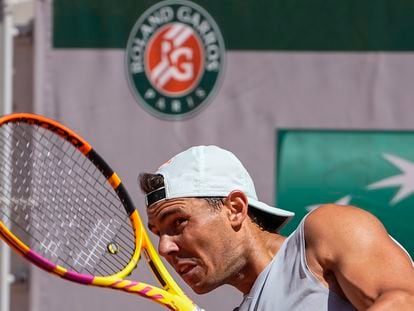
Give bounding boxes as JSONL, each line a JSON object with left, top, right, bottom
{"left": 126, "top": 0, "right": 225, "bottom": 120}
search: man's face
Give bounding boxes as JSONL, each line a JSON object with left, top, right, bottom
{"left": 147, "top": 197, "right": 241, "bottom": 294}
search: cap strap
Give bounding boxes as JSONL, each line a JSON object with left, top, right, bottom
{"left": 146, "top": 187, "right": 166, "bottom": 207}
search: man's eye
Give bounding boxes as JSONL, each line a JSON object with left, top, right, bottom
{"left": 174, "top": 218, "right": 188, "bottom": 228}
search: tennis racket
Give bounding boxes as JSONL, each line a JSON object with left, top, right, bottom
{"left": 0, "top": 113, "right": 203, "bottom": 311}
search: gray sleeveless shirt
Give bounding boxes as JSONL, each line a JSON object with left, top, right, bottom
{"left": 236, "top": 218, "right": 356, "bottom": 311}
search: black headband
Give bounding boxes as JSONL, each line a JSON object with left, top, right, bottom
{"left": 145, "top": 187, "right": 166, "bottom": 207}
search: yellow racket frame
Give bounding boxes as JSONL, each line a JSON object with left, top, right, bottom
{"left": 0, "top": 113, "right": 202, "bottom": 311}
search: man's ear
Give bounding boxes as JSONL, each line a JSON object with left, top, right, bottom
{"left": 225, "top": 190, "right": 249, "bottom": 229}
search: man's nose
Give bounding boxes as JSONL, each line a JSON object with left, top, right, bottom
{"left": 158, "top": 234, "right": 179, "bottom": 258}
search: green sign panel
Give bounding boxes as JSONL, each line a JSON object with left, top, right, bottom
{"left": 277, "top": 130, "right": 414, "bottom": 257}
{"left": 54, "top": 0, "right": 414, "bottom": 51}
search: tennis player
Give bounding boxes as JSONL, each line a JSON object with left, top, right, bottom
{"left": 140, "top": 145, "right": 414, "bottom": 310}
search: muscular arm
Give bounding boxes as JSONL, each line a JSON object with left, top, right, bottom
{"left": 305, "top": 204, "right": 414, "bottom": 310}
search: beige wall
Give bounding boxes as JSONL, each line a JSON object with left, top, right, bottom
{"left": 6, "top": 1, "right": 414, "bottom": 311}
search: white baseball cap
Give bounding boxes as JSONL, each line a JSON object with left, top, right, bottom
{"left": 145, "top": 145, "right": 294, "bottom": 227}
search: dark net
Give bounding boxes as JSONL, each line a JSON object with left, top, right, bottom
{"left": 0, "top": 120, "right": 136, "bottom": 277}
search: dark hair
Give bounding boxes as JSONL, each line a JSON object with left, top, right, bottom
{"left": 138, "top": 173, "right": 285, "bottom": 231}
{"left": 247, "top": 207, "right": 287, "bottom": 233}
{"left": 139, "top": 173, "right": 164, "bottom": 194}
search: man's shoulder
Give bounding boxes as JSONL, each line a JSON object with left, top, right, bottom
{"left": 304, "top": 203, "right": 379, "bottom": 234}
{"left": 303, "top": 204, "right": 389, "bottom": 265}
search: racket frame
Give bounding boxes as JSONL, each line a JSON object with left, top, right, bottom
{"left": 0, "top": 113, "right": 200, "bottom": 311}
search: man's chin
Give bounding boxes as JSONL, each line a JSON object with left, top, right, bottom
{"left": 191, "top": 285, "right": 210, "bottom": 294}
{"left": 187, "top": 280, "right": 220, "bottom": 294}
{"left": 180, "top": 266, "right": 222, "bottom": 294}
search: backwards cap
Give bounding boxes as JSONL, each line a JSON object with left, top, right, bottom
{"left": 146, "top": 145, "right": 294, "bottom": 229}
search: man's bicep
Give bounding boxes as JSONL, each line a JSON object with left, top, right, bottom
{"left": 323, "top": 208, "right": 414, "bottom": 309}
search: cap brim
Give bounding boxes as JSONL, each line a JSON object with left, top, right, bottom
{"left": 248, "top": 198, "right": 295, "bottom": 229}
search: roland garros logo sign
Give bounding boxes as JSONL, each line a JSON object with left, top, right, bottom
{"left": 126, "top": 0, "right": 225, "bottom": 119}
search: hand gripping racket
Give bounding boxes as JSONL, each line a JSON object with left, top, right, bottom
{"left": 0, "top": 113, "right": 203, "bottom": 311}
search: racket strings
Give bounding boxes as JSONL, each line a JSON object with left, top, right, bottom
{"left": 0, "top": 121, "right": 136, "bottom": 277}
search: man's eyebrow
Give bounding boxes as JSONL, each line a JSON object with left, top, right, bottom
{"left": 158, "top": 207, "right": 185, "bottom": 223}
{"left": 147, "top": 207, "right": 185, "bottom": 232}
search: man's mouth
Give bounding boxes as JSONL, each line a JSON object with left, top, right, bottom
{"left": 176, "top": 262, "right": 197, "bottom": 276}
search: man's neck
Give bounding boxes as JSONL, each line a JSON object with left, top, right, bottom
{"left": 231, "top": 227, "right": 286, "bottom": 294}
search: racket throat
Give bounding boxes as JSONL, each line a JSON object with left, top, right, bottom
{"left": 143, "top": 249, "right": 168, "bottom": 289}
